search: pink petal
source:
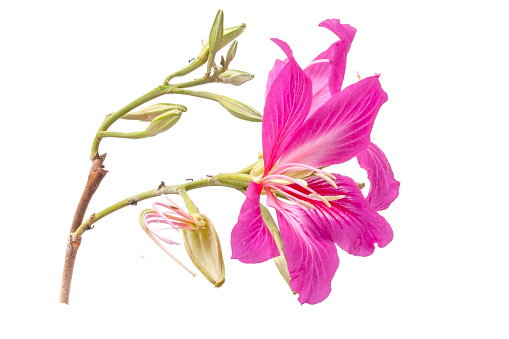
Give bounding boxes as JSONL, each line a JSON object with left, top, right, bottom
{"left": 328, "top": 40, "right": 349, "bottom": 95}
{"left": 357, "top": 142, "right": 400, "bottom": 210}
{"left": 304, "top": 60, "right": 332, "bottom": 117}
{"left": 262, "top": 39, "right": 313, "bottom": 171}
{"left": 318, "top": 19, "right": 356, "bottom": 51}
{"left": 265, "top": 59, "right": 287, "bottom": 98}
{"left": 268, "top": 194, "right": 339, "bottom": 305}
{"left": 278, "top": 75, "right": 388, "bottom": 169}
{"left": 313, "top": 19, "right": 357, "bottom": 94}
{"left": 302, "top": 174, "right": 393, "bottom": 256}
{"left": 231, "top": 182, "right": 279, "bottom": 263}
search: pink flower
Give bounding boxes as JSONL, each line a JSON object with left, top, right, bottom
{"left": 231, "top": 19, "right": 398, "bottom": 304}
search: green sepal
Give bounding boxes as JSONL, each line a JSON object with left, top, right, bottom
{"left": 183, "top": 214, "right": 225, "bottom": 287}
{"left": 259, "top": 204, "right": 296, "bottom": 294}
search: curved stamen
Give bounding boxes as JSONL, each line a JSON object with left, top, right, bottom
{"left": 315, "top": 173, "right": 338, "bottom": 189}
{"left": 263, "top": 174, "right": 308, "bottom": 188}
{"left": 163, "top": 196, "right": 195, "bottom": 220}
{"left": 309, "top": 193, "right": 332, "bottom": 208}
{"left": 269, "top": 181, "right": 321, "bottom": 203}
{"left": 152, "top": 203, "right": 181, "bottom": 231}
{"left": 144, "top": 213, "right": 181, "bottom": 245}
{"left": 268, "top": 187, "right": 316, "bottom": 209}
{"left": 271, "top": 163, "right": 336, "bottom": 181}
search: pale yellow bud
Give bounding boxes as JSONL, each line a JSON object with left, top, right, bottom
{"left": 144, "top": 109, "right": 182, "bottom": 137}
{"left": 218, "top": 96, "right": 262, "bottom": 122}
{"left": 120, "top": 104, "right": 187, "bottom": 122}
{"left": 183, "top": 214, "right": 225, "bottom": 287}
{"left": 217, "top": 70, "right": 254, "bottom": 86}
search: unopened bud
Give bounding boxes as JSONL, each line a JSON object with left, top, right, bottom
{"left": 207, "top": 10, "right": 224, "bottom": 75}
{"left": 224, "top": 40, "right": 238, "bottom": 68}
{"left": 208, "top": 10, "right": 224, "bottom": 56}
{"left": 183, "top": 213, "right": 225, "bottom": 287}
{"left": 218, "top": 96, "right": 262, "bottom": 122}
{"left": 144, "top": 109, "right": 182, "bottom": 137}
{"left": 217, "top": 70, "right": 254, "bottom": 86}
{"left": 196, "top": 24, "right": 246, "bottom": 64}
{"left": 120, "top": 104, "right": 187, "bottom": 122}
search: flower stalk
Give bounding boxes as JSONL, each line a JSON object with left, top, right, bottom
{"left": 71, "top": 173, "right": 251, "bottom": 241}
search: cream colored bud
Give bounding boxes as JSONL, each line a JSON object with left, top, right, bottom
{"left": 183, "top": 214, "right": 225, "bottom": 287}
{"left": 120, "top": 104, "right": 187, "bottom": 122}
{"left": 195, "top": 24, "right": 246, "bottom": 64}
{"left": 144, "top": 109, "right": 182, "bottom": 137}
{"left": 208, "top": 10, "right": 224, "bottom": 57}
{"left": 224, "top": 40, "right": 238, "bottom": 67}
{"left": 217, "top": 70, "right": 254, "bottom": 86}
{"left": 218, "top": 96, "right": 262, "bottom": 122}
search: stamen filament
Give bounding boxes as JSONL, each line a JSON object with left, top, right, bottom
{"left": 309, "top": 193, "right": 332, "bottom": 208}
{"left": 163, "top": 196, "right": 195, "bottom": 220}
{"left": 323, "top": 195, "right": 346, "bottom": 201}
{"left": 315, "top": 173, "right": 338, "bottom": 189}
{"left": 269, "top": 188, "right": 316, "bottom": 210}
{"left": 263, "top": 174, "right": 308, "bottom": 188}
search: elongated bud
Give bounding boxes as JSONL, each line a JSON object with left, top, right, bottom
{"left": 207, "top": 10, "right": 224, "bottom": 76}
{"left": 144, "top": 109, "right": 182, "bottom": 137}
{"left": 183, "top": 213, "right": 225, "bottom": 287}
{"left": 259, "top": 204, "right": 295, "bottom": 294}
{"left": 218, "top": 96, "right": 262, "bottom": 122}
{"left": 120, "top": 104, "right": 187, "bottom": 122}
{"left": 217, "top": 69, "right": 254, "bottom": 86}
{"left": 195, "top": 24, "right": 246, "bottom": 64}
{"left": 224, "top": 40, "right": 238, "bottom": 68}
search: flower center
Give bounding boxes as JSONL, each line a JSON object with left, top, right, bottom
{"left": 251, "top": 161, "right": 345, "bottom": 209}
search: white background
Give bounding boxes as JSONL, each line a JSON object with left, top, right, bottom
{"left": 1, "top": 0, "right": 508, "bottom": 338}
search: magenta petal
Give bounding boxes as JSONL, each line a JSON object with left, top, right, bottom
{"left": 357, "top": 142, "right": 400, "bottom": 211}
{"left": 316, "top": 19, "right": 357, "bottom": 94}
{"left": 318, "top": 19, "right": 356, "bottom": 50}
{"left": 328, "top": 40, "right": 349, "bottom": 94}
{"left": 231, "top": 182, "right": 279, "bottom": 263}
{"left": 269, "top": 198, "right": 339, "bottom": 305}
{"left": 262, "top": 40, "right": 312, "bottom": 170}
{"left": 304, "top": 60, "right": 332, "bottom": 117}
{"left": 279, "top": 75, "right": 388, "bottom": 169}
{"left": 270, "top": 38, "right": 294, "bottom": 58}
{"left": 303, "top": 175, "right": 393, "bottom": 256}
{"left": 265, "top": 59, "right": 288, "bottom": 98}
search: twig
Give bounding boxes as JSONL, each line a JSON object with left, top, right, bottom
{"left": 59, "top": 153, "right": 108, "bottom": 304}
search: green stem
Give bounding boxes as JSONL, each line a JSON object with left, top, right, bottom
{"left": 179, "top": 190, "right": 199, "bottom": 214}
{"left": 71, "top": 173, "right": 251, "bottom": 240}
{"left": 170, "top": 88, "right": 219, "bottom": 101}
{"left": 90, "top": 85, "right": 171, "bottom": 159}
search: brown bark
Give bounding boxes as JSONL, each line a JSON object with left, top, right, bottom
{"left": 59, "top": 153, "right": 108, "bottom": 304}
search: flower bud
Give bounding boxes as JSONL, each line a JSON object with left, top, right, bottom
{"left": 195, "top": 24, "right": 246, "bottom": 65}
{"left": 206, "top": 10, "right": 224, "bottom": 76}
{"left": 218, "top": 96, "right": 262, "bottom": 122}
{"left": 224, "top": 40, "right": 238, "bottom": 68}
{"left": 120, "top": 104, "right": 187, "bottom": 122}
{"left": 183, "top": 213, "right": 225, "bottom": 287}
{"left": 144, "top": 109, "right": 182, "bottom": 137}
{"left": 217, "top": 69, "right": 254, "bottom": 86}
{"left": 208, "top": 10, "right": 224, "bottom": 57}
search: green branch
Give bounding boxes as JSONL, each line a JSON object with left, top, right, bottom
{"left": 90, "top": 85, "right": 171, "bottom": 159}
{"left": 71, "top": 173, "right": 251, "bottom": 240}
